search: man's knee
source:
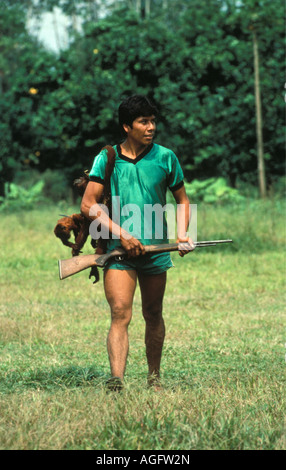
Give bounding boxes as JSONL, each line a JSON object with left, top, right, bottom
{"left": 110, "top": 302, "right": 132, "bottom": 326}
{"left": 142, "top": 302, "right": 163, "bottom": 323}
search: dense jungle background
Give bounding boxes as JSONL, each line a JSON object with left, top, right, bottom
{"left": 0, "top": 0, "right": 284, "bottom": 208}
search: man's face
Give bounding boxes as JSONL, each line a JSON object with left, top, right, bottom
{"left": 123, "top": 115, "right": 156, "bottom": 146}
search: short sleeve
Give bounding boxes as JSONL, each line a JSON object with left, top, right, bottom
{"left": 89, "top": 150, "right": 108, "bottom": 184}
{"left": 167, "top": 152, "right": 184, "bottom": 192}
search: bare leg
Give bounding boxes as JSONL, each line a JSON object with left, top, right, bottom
{"left": 138, "top": 271, "right": 167, "bottom": 386}
{"left": 104, "top": 269, "right": 137, "bottom": 380}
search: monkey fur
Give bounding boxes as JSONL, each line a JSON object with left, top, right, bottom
{"left": 54, "top": 145, "right": 116, "bottom": 283}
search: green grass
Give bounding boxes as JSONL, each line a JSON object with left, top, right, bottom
{"left": 0, "top": 200, "right": 285, "bottom": 450}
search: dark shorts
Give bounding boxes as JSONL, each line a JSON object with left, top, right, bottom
{"left": 104, "top": 252, "right": 174, "bottom": 276}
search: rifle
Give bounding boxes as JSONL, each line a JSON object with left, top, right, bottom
{"left": 58, "top": 239, "right": 232, "bottom": 280}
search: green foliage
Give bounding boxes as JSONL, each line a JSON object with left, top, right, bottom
{"left": 0, "top": 181, "right": 45, "bottom": 211}
{"left": 39, "top": 169, "right": 71, "bottom": 202}
{"left": 0, "top": 0, "right": 284, "bottom": 197}
{"left": 185, "top": 178, "right": 245, "bottom": 204}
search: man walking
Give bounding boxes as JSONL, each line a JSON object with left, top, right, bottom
{"left": 81, "top": 95, "right": 194, "bottom": 390}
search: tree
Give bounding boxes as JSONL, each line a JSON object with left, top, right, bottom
{"left": 0, "top": 0, "right": 284, "bottom": 197}
{"left": 227, "top": 0, "right": 283, "bottom": 194}
{"left": 173, "top": 0, "right": 283, "bottom": 191}
{"left": 0, "top": 0, "right": 69, "bottom": 194}
{"left": 252, "top": 26, "right": 266, "bottom": 198}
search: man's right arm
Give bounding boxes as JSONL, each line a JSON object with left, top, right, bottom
{"left": 81, "top": 181, "right": 145, "bottom": 257}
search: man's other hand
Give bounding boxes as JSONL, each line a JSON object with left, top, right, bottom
{"left": 176, "top": 237, "right": 195, "bottom": 257}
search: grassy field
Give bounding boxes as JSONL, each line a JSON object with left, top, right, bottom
{"left": 0, "top": 199, "right": 285, "bottom": 450}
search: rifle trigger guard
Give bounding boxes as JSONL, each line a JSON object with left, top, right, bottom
{"left": 115, "top": 255, "right": 125, "bottom": 262}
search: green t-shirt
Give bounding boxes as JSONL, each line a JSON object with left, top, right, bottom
{"left": 89, "top": 143, "right": 184, "bottom": 250}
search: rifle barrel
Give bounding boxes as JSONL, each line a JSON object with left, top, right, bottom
{"left": 195, "top": 239, "right": 232, "bottom": 246}
{"left": 58, "top": 239, "right": 233, "bottom": 280}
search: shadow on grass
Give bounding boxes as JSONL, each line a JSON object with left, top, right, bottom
{"left": 0, "top": 365, "right": 107, "bottom": 393}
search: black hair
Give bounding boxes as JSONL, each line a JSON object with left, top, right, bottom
{"left": 118, "top": 95, "right": 158, "bottom": 135}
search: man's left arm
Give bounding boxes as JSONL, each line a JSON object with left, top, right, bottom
{"left": 172, "top": 185, "right": 195, "bottom": 256}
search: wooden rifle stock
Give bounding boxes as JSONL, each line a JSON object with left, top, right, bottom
{"left": 58, "top": 239, "right": 232, "bottom": 280}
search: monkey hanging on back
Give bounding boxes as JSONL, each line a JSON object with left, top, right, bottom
{"left": 54, "top": 145, "right": 116, "bottom": 283}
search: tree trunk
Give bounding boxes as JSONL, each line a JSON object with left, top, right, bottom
{"left": 145, "top": 0, "right": 151, "bottom": 16}
{"left": 253, "top": 29, "right": 266, "bottom": 198}
{"left": 135, "top": 0, "right": 141, "bottom": 15}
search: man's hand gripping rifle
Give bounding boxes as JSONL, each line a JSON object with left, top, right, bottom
{"left": 58, "top": 239, "right": 233, "bottom": 280}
